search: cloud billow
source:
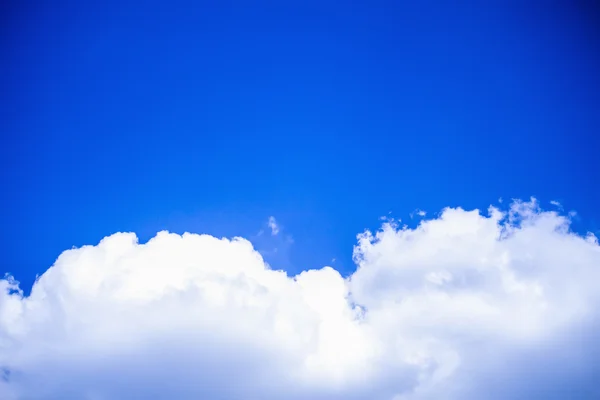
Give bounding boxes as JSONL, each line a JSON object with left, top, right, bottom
{"left": 1, "top": 199, "right": 599, "bottom": 399}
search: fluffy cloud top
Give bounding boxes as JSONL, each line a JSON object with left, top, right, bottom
{"left": 1, "top": 199, "right": 599, "bottom": 399}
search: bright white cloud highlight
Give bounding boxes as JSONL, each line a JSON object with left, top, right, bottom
{"left": 1, "top": 199, "right": 600, "bottom": 399}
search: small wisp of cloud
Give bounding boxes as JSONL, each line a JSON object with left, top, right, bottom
{"left": 268, "top": 216, "right": 280, "bottom": 236}
{"left": 550, "top": 200, "right": 562, "bottom": 209}
{"left": 410, "top": 209, "right": 427, "bottom": 219}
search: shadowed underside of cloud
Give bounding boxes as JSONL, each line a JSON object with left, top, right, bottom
{"left": 1, "top": 199, "right": 599, "bottom": 399}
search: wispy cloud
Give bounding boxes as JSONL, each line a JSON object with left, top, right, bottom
{"left": 268, "top": 216, "right": 280, "bottom": 235}
{"left": 410, "top": 209, "right": 427, "bottom": 219}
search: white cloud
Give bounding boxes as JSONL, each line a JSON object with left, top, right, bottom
{"left": 1, "top": 199, "right": 600, "bottom": 399}
{"left": 268, "top": 216, "right": 280, "bottom": 235}
{"left": 410, "top": 209, "right": 427, "bottom": 218}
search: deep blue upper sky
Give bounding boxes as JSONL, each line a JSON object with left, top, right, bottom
{"left": 1, "top": 1, "right": 599, "bottom": 291}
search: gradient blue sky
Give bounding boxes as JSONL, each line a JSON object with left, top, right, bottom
{"left": 1, "top": 0, "right": 599, "bottom": 291}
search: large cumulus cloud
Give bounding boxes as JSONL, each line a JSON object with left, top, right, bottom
{"left": 1, "top": 199, "right": 599, "bottom": 399}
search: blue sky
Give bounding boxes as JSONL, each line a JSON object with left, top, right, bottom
{"left": 2, "top": 1, "right": 600, "bottom": 399}
{"left": 2, "top": 1, "right": 599, "bottom": 287}
{"left": 3, "top": 1, "right": 599, "bottom": 291}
